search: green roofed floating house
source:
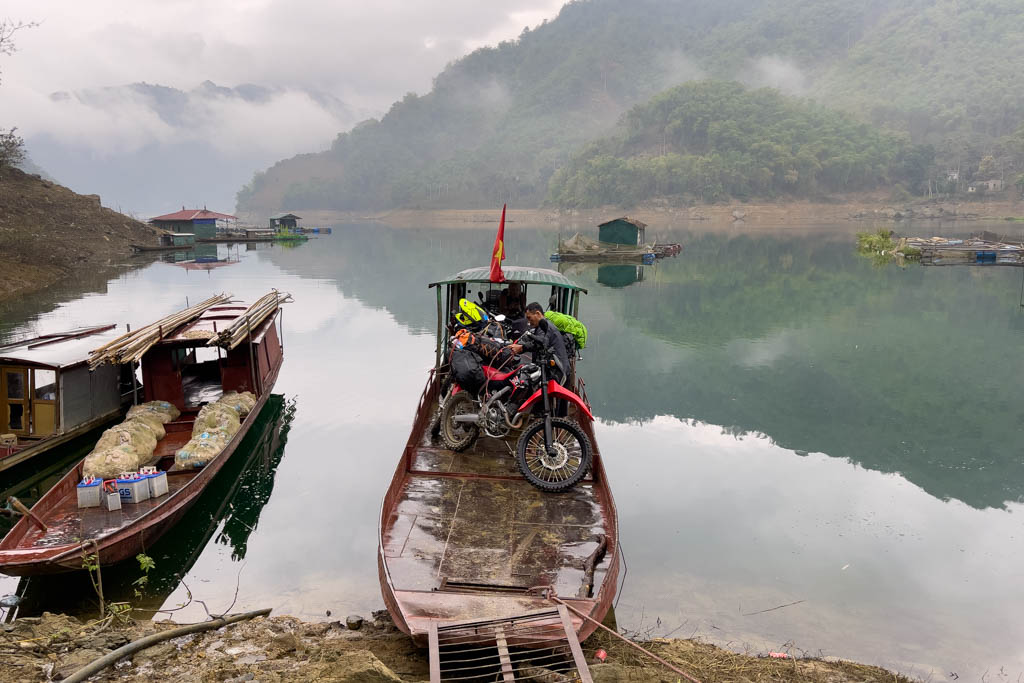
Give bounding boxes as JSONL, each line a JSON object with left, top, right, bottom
{"left": 598, "top": 217, "right": 647, "bottom": 246}
{"left": 553, "top": 216, "right": 681, "bottom": 264}
{"left": 269, "top": 213, "right": 301, "bottom": 231}
{"left": 268, "top": 212, "right": 330, "bottom": 238}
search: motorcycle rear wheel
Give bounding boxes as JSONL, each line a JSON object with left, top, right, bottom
{"left": 515, "top": 417, "right": 592, "bottom": 492}
{"left": 439, "top": 391, "right": 479, "bottom": 452}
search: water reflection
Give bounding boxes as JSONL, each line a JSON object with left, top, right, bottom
{"left": 266, "top": 225, "right": 1024, "bottom": 509}
{"left": 0, "top": 224, "right": 1021, "bottom": 678}
{"left": 596, "top": 264, "right": 645, "bottom": 288}
{"left": 7, "top": 394, "right": 295, "bottom": 618}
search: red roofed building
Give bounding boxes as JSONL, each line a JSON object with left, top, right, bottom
{"left": 150, "top": 207, "right": 238, "bottom": 239}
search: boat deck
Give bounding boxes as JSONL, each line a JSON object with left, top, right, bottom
{"left": 381, "top": 432, "right": 613, "bottom": 635}
{"left": 20, "top": 470, "right": 198, "bottom": 550}
{"left": 16, "top": 421, "right": 199, "bottom": 551}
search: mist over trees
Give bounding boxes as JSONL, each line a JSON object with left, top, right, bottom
{"left": 548, "top": 82, "right": 935, "bottom": 206}
{"left": 237, "top": 0, "right": 1024, "bottom": 213}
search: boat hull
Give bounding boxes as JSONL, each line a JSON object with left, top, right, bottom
{"left": 0, "top": 361, "right": 282, "bottom": 576}
{"left": 377, "top": 371, "right": 619, "bottom": 646}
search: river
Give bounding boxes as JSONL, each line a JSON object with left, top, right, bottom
{"left": 1, "top": 222, "right": 1022, "bottom": 680}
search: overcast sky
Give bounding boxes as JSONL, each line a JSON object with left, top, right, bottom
{"left": 1, "top": 0, "right": 565, "bottom": 213}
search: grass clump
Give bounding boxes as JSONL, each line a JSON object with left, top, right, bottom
{"left": 857, "top": 229, "right": 920, "bottom": 264}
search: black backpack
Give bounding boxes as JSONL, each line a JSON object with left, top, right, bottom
{"left": 450, "top": 348, "right": 486, "bottom": 394}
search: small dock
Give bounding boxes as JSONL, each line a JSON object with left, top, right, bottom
{"left": 908, "top": 236, "right": 1024, "bottom": 266}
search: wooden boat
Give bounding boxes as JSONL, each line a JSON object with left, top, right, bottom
{"left": 4, "top": 395, "right": 294, "bottom": 619}
{"left": 378, "top": 266, "right": 619, "bottom": 647}
{"left": 0, "top": 326, "right": 134, "bottom": 473}
{"left": 0, "top": 293, "right": 288, "bottom": 575}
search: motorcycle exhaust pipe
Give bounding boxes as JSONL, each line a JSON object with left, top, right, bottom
{"left": 452, "top": 414, "right": 480, "bottom": 424}
{"left": 508, "top": 412, "right": 527, "bottom": 429}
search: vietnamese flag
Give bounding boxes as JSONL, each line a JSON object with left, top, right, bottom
{"left": 489, "top": 204, "right": 506, "bottom": 283}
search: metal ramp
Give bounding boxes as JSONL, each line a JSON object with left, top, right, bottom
{"left": 428, "top": 606, "right": 593, "bottom": 682}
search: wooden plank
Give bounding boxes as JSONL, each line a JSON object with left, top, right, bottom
{"left": 494, "top": 625, "right": 516, "bottom": 683}
{"left": 427, "top": 621, "right": 440, "bottom": 683}
{"left": 557, "top": 604, "right": 593, "bottom": 683}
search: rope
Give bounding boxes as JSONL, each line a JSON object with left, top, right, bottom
{"left": 536, "top": 588, "right": 701, "bottom": 683}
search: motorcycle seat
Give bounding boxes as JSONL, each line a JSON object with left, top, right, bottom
{"left": 482, "top": 365, "right": 518, "bottom": 382}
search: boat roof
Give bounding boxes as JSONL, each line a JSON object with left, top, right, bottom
{"left": 429, "top": 265, "right": 587, "bottom": 292}
{"left": 0, "top": 325, "right": 123, "bottom": 369}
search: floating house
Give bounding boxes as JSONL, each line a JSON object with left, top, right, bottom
{"left": 269, "top": 213, "right": 302, "bottom": 232}
{"left": 150, "top": 208, "right": 238, "bottom": 240}
{"left": 598, "top": 217, "right": 647, "bottom": 246}
{"left": 0, "top": 326, "right": 131, "bottom": 472}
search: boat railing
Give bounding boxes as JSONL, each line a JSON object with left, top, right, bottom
{"left": 403, "top": 368, "right": 439, "bottom": 472}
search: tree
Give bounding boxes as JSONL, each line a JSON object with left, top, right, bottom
{"left": 0, "top": 127, "right": 25, "bottom": 168}
{"left": 0, "top": 18, "right": 38, "bottom": 84}
{"left": 1, "top": 19, "right": 37, "bottom": 170}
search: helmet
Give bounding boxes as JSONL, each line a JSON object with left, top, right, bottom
{"left": 454, "top": 298, "right": 488, "bottom": 326}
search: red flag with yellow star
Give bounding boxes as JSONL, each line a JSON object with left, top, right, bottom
{"left": 489, "top": 204, "right": 506, "bottom": 283}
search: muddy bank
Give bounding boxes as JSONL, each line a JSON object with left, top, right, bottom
{"left": 0, "top": 611, "right": 915, "bottom": 682}
{"left": 0, "top": 167, "right": 159, "bottom": 303}
{"left": 241, "top": 194, "right": 1023, "bottom": 231}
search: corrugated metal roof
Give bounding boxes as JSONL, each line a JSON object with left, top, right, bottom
{"left": 0, "top": 326, "right": 125, "bottom": 369}
{"left": 429, "top": 265, "right": 587, "bottom": 292}
{"left": 150, "top": 209, "right": 238, "bottom": 222}
{"left": 270, "top": 212, "right": 302, "bottom": 220}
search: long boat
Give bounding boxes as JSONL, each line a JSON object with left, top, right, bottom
{"left": 0, "top": 293, "right": 288, "bottom": 575}
{"left": 0, "top": 325, "right": 133, "bottom": 473}
{"left": 378, "top": 266, "right": 619, "bottom": 649}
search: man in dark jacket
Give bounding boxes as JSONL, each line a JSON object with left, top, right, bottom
{"left": 510, "top": 302, "right": 569, "bottom": 385}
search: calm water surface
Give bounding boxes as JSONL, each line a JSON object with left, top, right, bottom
{"left": 1, "top": 224, "right": 1022, "bottom": 680}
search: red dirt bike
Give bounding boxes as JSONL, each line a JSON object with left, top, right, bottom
{"left": 438, "top": 326, "right": 593, "bottom": 492}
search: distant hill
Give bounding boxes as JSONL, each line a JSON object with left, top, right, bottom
{"left": 237, "top": 0, "right": 1024, "bottom": 214}
{"left": 25, "top": 80, "right": 357, "bottom": 217}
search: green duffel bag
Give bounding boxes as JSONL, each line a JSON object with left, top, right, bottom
{"left": 544, "top": 310, "right": 588, "bottom": 350}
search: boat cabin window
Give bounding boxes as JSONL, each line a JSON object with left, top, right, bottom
{"left": 31, "top": 368, "right": 57, "bottom": 436}
{"left": 459, "top": 283, "right": 529, "bottom": 321}
{"left": 3, "top": 368, "right": 27, "bottom": 433}
{"left": 33, "top": 369, "right": 56, "bottom": 401}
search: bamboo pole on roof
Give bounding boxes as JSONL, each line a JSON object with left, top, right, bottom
{"left": 88, "top": 293, "right": 233, "bottom": 369}
{"left": 207, "top": 290, "right": 292, "bottom": 350}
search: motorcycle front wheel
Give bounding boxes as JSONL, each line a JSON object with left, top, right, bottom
{"left": 439, "top": 391, "right": 479, "bottom": 452}
{"left": 515, "top": 417, "right": 592, "bottom": 492}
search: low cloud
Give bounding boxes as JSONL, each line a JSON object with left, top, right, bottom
{"left": 655, "top": 51, "right": 707, "bottom": 90}
{"left": 1, "top": 0, "right": 566, "bottom": 213}
{"left": 745, "top": 55, "right": 808, "bottom": 95}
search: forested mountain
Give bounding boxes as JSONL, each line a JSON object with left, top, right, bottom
{"left": 548, "top": 82, "right": 935, "bottom": 206}
{"left": 237, "top": 0, "right": 1024, "bottom": 214}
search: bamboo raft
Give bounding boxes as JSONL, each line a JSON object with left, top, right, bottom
{"left": 907, "top": 236, "right": 1024, "bottom": 266}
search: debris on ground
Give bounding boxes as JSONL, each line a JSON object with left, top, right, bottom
{"left": 0, "top": 610, "right": 916, "bottom": 682}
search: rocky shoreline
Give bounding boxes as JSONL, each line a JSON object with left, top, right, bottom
{"left": 241, "top": 195, "right": 1022, "bottom": 231}
{"left": 0, "top": 167, "right": 158, "bottom": 303}
{"left": 0, "top": 611, "right": 915, "bottom": 682}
